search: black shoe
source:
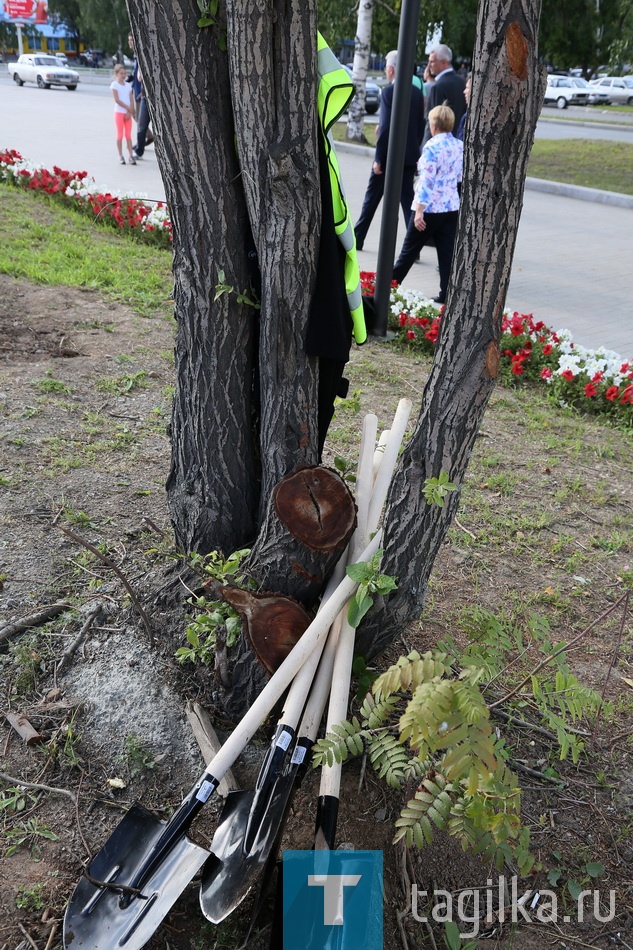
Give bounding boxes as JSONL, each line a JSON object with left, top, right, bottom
{"left": 432, "top": 295, "right": 446, "bottom": 304}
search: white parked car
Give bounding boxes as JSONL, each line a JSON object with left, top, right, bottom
{"left": 543, "top": 75, "right": 594, "bottom": 109}
{"left": 589, "top": 76, "right": 633, "bottom": 105}
{"left": 8, "top": 54, "right": 80, "bottom": 90}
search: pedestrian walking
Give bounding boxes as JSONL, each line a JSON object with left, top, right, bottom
{"left": 392, "top": 105, "right": 463, "bottom": 303}
{"left": 110, "top": 64, "right": 136, "bottom": 165}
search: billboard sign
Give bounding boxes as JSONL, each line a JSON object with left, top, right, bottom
{"left": 2, "top": 1, "right": 48, "bottom": 23}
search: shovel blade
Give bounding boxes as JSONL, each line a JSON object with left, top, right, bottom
{"left": 63, "top": 804, "right": 209, "bottom": 950}
{"left": 200, "top": 774, "right": 296, "bottom": 923}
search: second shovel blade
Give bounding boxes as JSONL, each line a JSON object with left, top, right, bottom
{"left": 200, "top": 773, "right": 296, "bottom": 923}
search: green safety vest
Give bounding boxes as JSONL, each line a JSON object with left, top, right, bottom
{"left": 316, "top": 33, "right": 366, "bottom": 345}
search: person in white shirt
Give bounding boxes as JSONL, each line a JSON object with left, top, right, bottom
{"left": 110, "top": 64, "right": 136, "bottom": 165}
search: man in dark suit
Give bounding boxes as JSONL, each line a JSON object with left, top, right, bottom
{"left": 354, "top": 50, "right": 425, "bottom": 251}
{"left": 422, "top": 44, "right": 466, "bottom": 145}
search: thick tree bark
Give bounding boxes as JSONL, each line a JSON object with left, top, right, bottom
{"left": 128, "top": 1, "right": 259, "bottom": 554}
{"left": 129, "top": 1, "right": 323, "bottom": 552}
{"left": 225, "top": 2, "right": 322, "bottom": 515}
{"left": 356, "top": 0, "right": 547, "bottom": 659}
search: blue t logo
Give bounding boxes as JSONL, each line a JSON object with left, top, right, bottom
{"left": 283, "top": 850, "right": 383, "bottom": 949}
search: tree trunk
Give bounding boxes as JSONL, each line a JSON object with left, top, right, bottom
{"left": 129, "top": 0, "right": 548, "bottom": 717}
{"left": 128, "top": 1, "right": 260, "bottom": 554}
{"left": 128, "top": 0, "right": 322, "bottom": 553}
{"left": 356, "top": 0, "right": 547, "bottom": 660}
{"left": 225, "top": 2, "right": 322, "bottom": 516}
{"left": 346, "top": 0, "right": 375, "bottom": 143}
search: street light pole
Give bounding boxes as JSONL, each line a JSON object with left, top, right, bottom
{"left": 371, "top": 0, "right": 422, "bottom": 337}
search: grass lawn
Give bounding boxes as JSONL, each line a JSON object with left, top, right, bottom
{"left": 332, "top": 123, "right": 633, "bottom": 195}
{"left": 1, "top": 185, "right": 632, "bottom": 950}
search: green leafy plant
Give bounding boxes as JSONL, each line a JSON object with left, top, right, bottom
{"left": 15, "top": 882, "right": 46, "bottom": 911}
{"left": 197, "top": 0, "right": 220, "bottom": 29}
{"left": 547, "top": 850, "right": 606, "bottom": 900}
{"left": 5, "top": 818, "right": 58, "bottom": 857}
{"left": 422, "top": 470, "right": 458, "bottom": 507}
{"left": 334, "top": 387, "right": 362, "bottom": 413}
{"left": 123, "top": 733, "right": 156, "bottom": 778}
{"left": 314, "top": 606, "right": 604, "bottom": 873}
{"left": 213, "top": 269, "right": 260, "bottom": 308}
{"left": 345, "top": 551, "right": 397, "bottom": 628}
{"left": 0, "top": 785, "right": 34, "bottom": 816}
{"left": 444, "top": 920, "right": 478, "bottom": 950}
{"left": 333, "top": 455, "right": 357, "bottom": 484}
{"left": 176, "top": 548, "right": 251, "bottom": 665}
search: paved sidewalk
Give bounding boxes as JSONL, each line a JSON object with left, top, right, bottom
{"left": 335, "top": 146, "right": 633, "bottom": 357}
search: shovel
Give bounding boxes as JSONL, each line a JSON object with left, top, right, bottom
{"left": 199, "top": 411, "right": 384, "bottom": 924}
{"left": 198, "top": 610, "right": 343, "bottom": 922}
{"left": 314, "top": 398, "right": 412, "bottom": 851}
{"left": 62, "top": 530, "right": 382, "bottom": 950}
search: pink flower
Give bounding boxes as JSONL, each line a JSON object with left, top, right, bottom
{"left": 541, "top": 367, "right": 553, "bottom": 379}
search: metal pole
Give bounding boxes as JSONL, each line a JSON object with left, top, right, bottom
{"left": 372, "top": 0, "right": 422, "bottom": 337}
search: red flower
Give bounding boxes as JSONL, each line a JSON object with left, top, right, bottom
{"left": 621, "top": 384, "right": 633, "bottom": 405}
{"left": 542, "top": 344, "right": 553, "bottom": 356}
{"left": 605, "top": 386, "right": 619, "bottom": 401}
{"left": 620, "top": 362, "right": 630, "bottom": 374}
{"left": 592, "top": 371, "right": 604, "bottom": 383}
{"left": 512, "top": 362, "right": 525, "bottom": 375}
{"left": 406, "top": 329, "right": 416, "bottom": 341}
{"left": 541, "top": 367, "right": 553, "bottom": 379}
{"left": 561, "top": 369, "right": 575, "bottom": 381}
{"left": 584, "top": 383, "right": 598, "bottom": 398}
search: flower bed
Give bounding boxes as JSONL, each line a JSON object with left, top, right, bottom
{"left": 360, "top": 272, "right": 632, "bottom": 427}
{"left": 0, "top": 149, "right": 171, "bottom": 247}
{"left": 1, "top": 153, "right": 630, "bottom": 426}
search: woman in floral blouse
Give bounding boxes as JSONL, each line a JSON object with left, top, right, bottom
{"left": 392, "top": 104, "right": 463, "bottom": 303}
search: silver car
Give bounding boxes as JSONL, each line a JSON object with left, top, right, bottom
{"left": 8, "top": 54, "right": 80, "bottom": 90}
{"left": 589, "top": 76, "right": 633, "bottom": 105}
{"left": 570, "top": 77, "right": 611, "bottom": 105}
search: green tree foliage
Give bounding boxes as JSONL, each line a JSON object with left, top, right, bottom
{"left": 49, "top": 0, "right": 130, "bottom": 55}
{"left": 318, "top": 0, "right": 632, "bottom": 77}
{"left": 47, "top": 0, "right": 83, "bottom": 40}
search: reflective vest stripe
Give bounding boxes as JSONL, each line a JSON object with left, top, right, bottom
{"left": 317, "top": 33, "right": 367, "bottom": 345}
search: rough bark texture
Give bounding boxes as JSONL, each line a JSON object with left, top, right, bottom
{"left": 225, "top": 2, "right": 321, "bottom": 516}
{"left": 244, "top": 465, "right": 357, "bottom": 605}
{"left": 356, "top": 0, "right": 546, "bottom": 660}
{"left": 128, "top": 1, "right": 322, "bottom": 553}
{"left": 128, "top": 1, "right": 259, "bottom": 554}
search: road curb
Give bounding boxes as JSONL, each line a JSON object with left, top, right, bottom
{"left": 334, "top": 140, "right": 633, "bottom": 210}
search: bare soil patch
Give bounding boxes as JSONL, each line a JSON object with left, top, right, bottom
{"left": 1, "top": 275, "right": 632, "bottom": 950}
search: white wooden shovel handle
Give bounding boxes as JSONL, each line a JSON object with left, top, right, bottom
{"left": 200, "top": 530, "right": 383, "bottom": 787}
{"left": 319, "top": 399, "right": 412, "bottom": 801}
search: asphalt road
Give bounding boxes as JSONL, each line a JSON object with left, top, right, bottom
{"left": 1, "top": 73, "right": 631, "bottom": 357}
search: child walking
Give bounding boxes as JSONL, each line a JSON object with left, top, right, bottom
{"left": 110, "top": 64, "right": 136, "bottom": 165}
